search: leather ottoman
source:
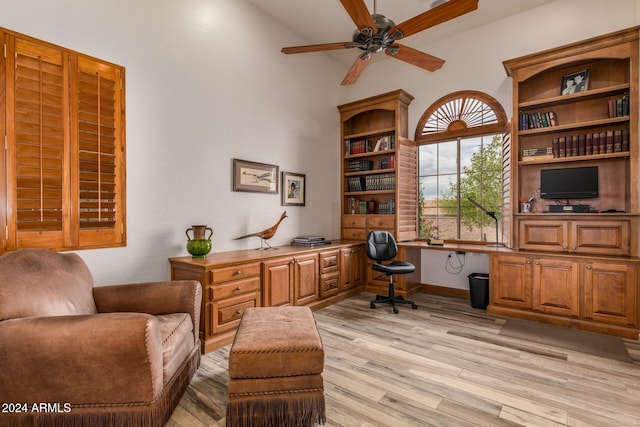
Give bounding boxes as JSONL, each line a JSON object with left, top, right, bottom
{"left": 226, "top": 306, "right": 325, "bottom": 427}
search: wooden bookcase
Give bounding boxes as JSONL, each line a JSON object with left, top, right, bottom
{"left": 338, "top": 90, "right": 419, "bottom": 297}
{"left": 492, "top": 27, "right": 640, "bottom": 338}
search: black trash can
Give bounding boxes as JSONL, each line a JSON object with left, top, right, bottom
{"left": 468, "top": 273, "right": 489, "bottom": 309}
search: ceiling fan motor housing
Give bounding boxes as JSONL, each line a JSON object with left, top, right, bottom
{"left": 351, "top": 14, "right": 400, "bottom": 55}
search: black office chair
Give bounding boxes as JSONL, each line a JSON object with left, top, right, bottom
{"left": 366, "top": 230, "right": 417, "bottom": 314}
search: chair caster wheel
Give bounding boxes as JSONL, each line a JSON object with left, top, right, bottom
{"left": 370, "top": 302, "right": 376, "bottom": 309}
{"left": 412, "top": 304, "right": 418, "bottom": 309}
{"left": 393, "top": 307, "right": 399, "bottom": 314}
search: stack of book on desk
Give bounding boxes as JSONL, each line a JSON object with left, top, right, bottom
{"left": 291, "top": 236, "right": 331, "bottom": 247}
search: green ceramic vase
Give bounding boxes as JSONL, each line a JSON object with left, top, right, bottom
{"left": 186, "top": 225, "right": 213, "bottom": 258}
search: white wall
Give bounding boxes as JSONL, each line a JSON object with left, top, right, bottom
{"left": 1, "top": 0, "right": 638, "bottom": 289}
{"left": 1, "top": 0, "right": 349, "bottom": 284}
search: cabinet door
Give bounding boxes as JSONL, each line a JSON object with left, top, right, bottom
{"left": 518, "top": 219, "right": 567, "bottom": 252}
{"left": 262, "top": 258, "right": 294, "bottom": 307}
{"left": 571, "top": 220, "right": 630, "bottom": 256}
{"left": 340, "top": 246, "right": 364, "bottom": 291}
{"left": 490, "top": 254, "right": 532, "bottom": 309}
{"left": 532, "top": 258, "right": 579, "bottom": 317}
{"left": 584, "top": 261, "right": 637, "bottom": 326}
{"left": 293, "top": 254, "right": 319, "bottom": 306}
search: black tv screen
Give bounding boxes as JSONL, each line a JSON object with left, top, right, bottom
{"left": 540, "top": 166, "right": 599, "bottom": 200}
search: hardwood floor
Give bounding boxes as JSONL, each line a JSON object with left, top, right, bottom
{"left": 168, "top": 293, "right": 640, "bottom": 426}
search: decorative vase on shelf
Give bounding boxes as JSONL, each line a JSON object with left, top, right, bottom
{"left": 186, "top": 225, "right": 213, "bottom": 258}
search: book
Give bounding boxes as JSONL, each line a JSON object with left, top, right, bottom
{"left": 605, "top": 130, "right": 614, "bottom": 153}
{"left": 585, "top": 133, "right": 593, "bottom": 155}
{"left": 614, "top": 129, "right": 622, "bottom": 152}
{"left": 622, "top": 128, "right": 630, "bottom": 152}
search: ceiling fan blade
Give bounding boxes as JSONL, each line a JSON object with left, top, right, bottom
{"left": 339, "top": 0, "right": 377, "bottom": 34}
{"left": 389, "top": 0, "right": 478, "bottom": 40}
{"left": 281, "top": 42, "right": 358, "bottom": 54}
{"left": 385, "top": 43, "right": 445, "bottom": 72}
{"left": 341, "top": 53, "right": 371, "bottom": 85}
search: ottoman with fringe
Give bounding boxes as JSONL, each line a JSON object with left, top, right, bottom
{"left": 226, "top": 306, "right": 325, "bottom": 427}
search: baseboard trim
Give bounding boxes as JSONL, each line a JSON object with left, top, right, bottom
{"left": 421, "top": 284, "right": 469, "bottom": 299}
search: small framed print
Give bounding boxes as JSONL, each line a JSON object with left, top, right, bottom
{"left": 561, "top": 69, "right": 589, "bottom": 95}
{"left": 233, "top": 159, "right": 278, "bottom": 194}
{"left": 281, "top": 172, "right": 305, "bottom": 206}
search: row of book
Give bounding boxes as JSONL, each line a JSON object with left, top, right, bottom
{"left": 519, "top": 110, "right": 558, "bottom": 130}
{"left": 551, "top": 129, "right": 629, "bottom": 158}
{"left": 349, "top": 199, "right": 395, "bottom": 215}
{"left": 346, "top": 173, "right": 396, "bottom": 192}
{"left": 348, "top": 159, "right": 374, "bottom": 172}
{"left": 347, "top": 155, "right": 395, "bottom": 172}
{"left": 345, "top": 135, "right": 396, "bottom": 155}
{"left": 291, "top": 236, "right": 331, "bottom": 247}
{"left": 608, "top": 95, "right": 629, "bottom": 118}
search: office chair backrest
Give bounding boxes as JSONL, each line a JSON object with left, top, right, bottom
{"left": 366, "top": 230, "right": 398, "bottom": 262}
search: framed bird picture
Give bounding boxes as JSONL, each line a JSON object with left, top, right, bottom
{"left": 232, "top": 159, "right": 278, "bottom": 193}
{"left": 281, "top": 172, "right": 305, "bottom": 206}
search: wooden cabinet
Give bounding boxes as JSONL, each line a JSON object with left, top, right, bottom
{"left": 338, "top": 90, "right": 418, "bottom": 243}
{"left": 340, "top": 246, "right": 364, "bottom": 292}
{"left": 169, "top": 241, "right": 364, "bottom": 353}
{"left": 532, "top": 258, "right": 579, "bottom": 317}
{"left": 494, "top": 27, "right": 640, "bottom": 339}
{"left": 504, "top": 27, "right": 639, "bottom": 257}
{"left": 319, "top": 249, "right": 340, "bottom": 299}
{"left": 490, "top": 254, "right": 533, "bottom": 309}
{"left": 263, "top": 253, "right": 319, "bottom": 307}
{"left": 491, "top": 252, "right": 639, "bottom": 338}
{"left": 584, "top": 260, "right": 637, "bottom": 327}
{"left": 519, "top": 217, "right": 632, "bottom": 256}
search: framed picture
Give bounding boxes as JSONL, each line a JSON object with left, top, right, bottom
{"left": 560, "top": 69, "right": 589, "bottom": 95}
{"left": 232, "top": 159, "right": 278, "bottom": 193}
{"left": 281, "top": 172, "right": 306, "bottom": 206}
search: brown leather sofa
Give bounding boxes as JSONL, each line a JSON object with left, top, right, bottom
{"left": 0, "top": 249, "right": 202, "bottom": 427}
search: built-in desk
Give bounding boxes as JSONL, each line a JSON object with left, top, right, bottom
{"left": 398, "top": 240, "right": 640, "bottom": 339}
{"left": 169, "top": 240, "right": 365, "bottom": 353}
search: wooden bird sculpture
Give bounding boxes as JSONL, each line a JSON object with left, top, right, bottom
{"left": 234, "top": 211, "right": 288, "bottom": 249}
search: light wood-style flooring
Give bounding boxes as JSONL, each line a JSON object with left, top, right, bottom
{"left": 168, "top": 293, "right": 640, "bottom": 426}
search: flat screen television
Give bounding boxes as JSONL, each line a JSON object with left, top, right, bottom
{"left": 539, "top": 166, "right": 599, "bottom": 200}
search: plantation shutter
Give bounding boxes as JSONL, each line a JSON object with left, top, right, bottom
{"left": 501, "top": 130, "right": 511, "bottom": 247}
{"left": 73, "top": 57, "right": 125, "bottom": 248}
{"left": 2, "top": 28, "right": 125, "bottom": 252}
{"left": 11, "top": 37, "right": 69, "bottom": 249}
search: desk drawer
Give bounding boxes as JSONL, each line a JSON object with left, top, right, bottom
{"left": 343, "top": 228, "right": 366, "bottom": 240}
{"left": 211, "top": 291, "right": 260, "bottom": 334}
{"left": 320, "top": 271, "right": 340, "bottom": 299}
{"left": 208, "top": 262, "right": 261, "bottom": 284}
{"left": 320, "top": 250, "right": 340, "bottom": 273}
{"left": 343, "top": 215, "right": 366, "bottom": 228}
{"left": 209, "top": 276, "right": 261, "bottom": 301}
{"left": 367, "top": 215, "right": 395, "bottom": 230}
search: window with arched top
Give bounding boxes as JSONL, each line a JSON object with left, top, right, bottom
{"left": 415, "top": 91, "right": 510, "bottom": 244}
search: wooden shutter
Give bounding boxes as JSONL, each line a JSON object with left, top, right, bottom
{"left": 501, "top": 129, "right": 511, "bottom": 247}
{"left": 10, "top": 37, "right": 69, "bottom": 249}
{"left": 2, "top": 28, "right": 125, "bottom": 252}
{"left": 73, "top": 56, "right": 125, "bottom": 248}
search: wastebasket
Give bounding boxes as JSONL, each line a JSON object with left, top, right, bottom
{"left": 468, "top": 273, "right": 489, "bottom": 309}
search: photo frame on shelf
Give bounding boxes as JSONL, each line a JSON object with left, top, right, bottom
{"left": 560, "top": 69, "right": 589, "bottom": 95}
{"left": 281, "top": 172, "right": 306, "bottom": 206}
{"left": 232, "top": 159, "right": 278, "bottom": 193}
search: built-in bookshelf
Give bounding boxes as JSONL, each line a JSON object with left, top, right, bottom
{"left": 492, "top": 27, "right": 640, "bottom": 339}
{"left": 338, "top": 90, "right": 417, "bottom": 243}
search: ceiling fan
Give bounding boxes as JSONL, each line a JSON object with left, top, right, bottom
{"left": 281, "top": 0, "right": 478, "bottom": 85}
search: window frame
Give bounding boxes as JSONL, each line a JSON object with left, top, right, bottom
{"left": 414, "top": 90, "right": 509, "bottom": 244}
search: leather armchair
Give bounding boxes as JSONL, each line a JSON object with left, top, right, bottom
{"left": 0, "top": 249, "right": 202, "bottom": 427}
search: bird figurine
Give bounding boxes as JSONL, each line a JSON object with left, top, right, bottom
{"left": 234, "top": 211, "right": 288, "bottom": 249}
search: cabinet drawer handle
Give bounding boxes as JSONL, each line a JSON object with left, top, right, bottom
{"left": 571, "top": 246, "right": 577, "bottom": 250}
{"left": 562, "top": 246, "right": 568, "bottom": 250}
{"left": 586, "top": 265, "right": 592, "bottom": 270}
{"left": 236, "top": 310, "right": 242, "bottom": 316}
{"left": 234, "top": 270, "right": 242, "bottom": 275}
{"left": 236, "top": 286, "right": 242, "bottom": 291}
{"left": 535, "top": 261, "right": 540, "bottom": 265}
{"left": 526, "top": 260, "right": 531, "bottom": 264}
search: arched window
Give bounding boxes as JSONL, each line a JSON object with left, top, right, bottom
{"left": 415, "top": 91, "right": 510, "bottom": 244}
